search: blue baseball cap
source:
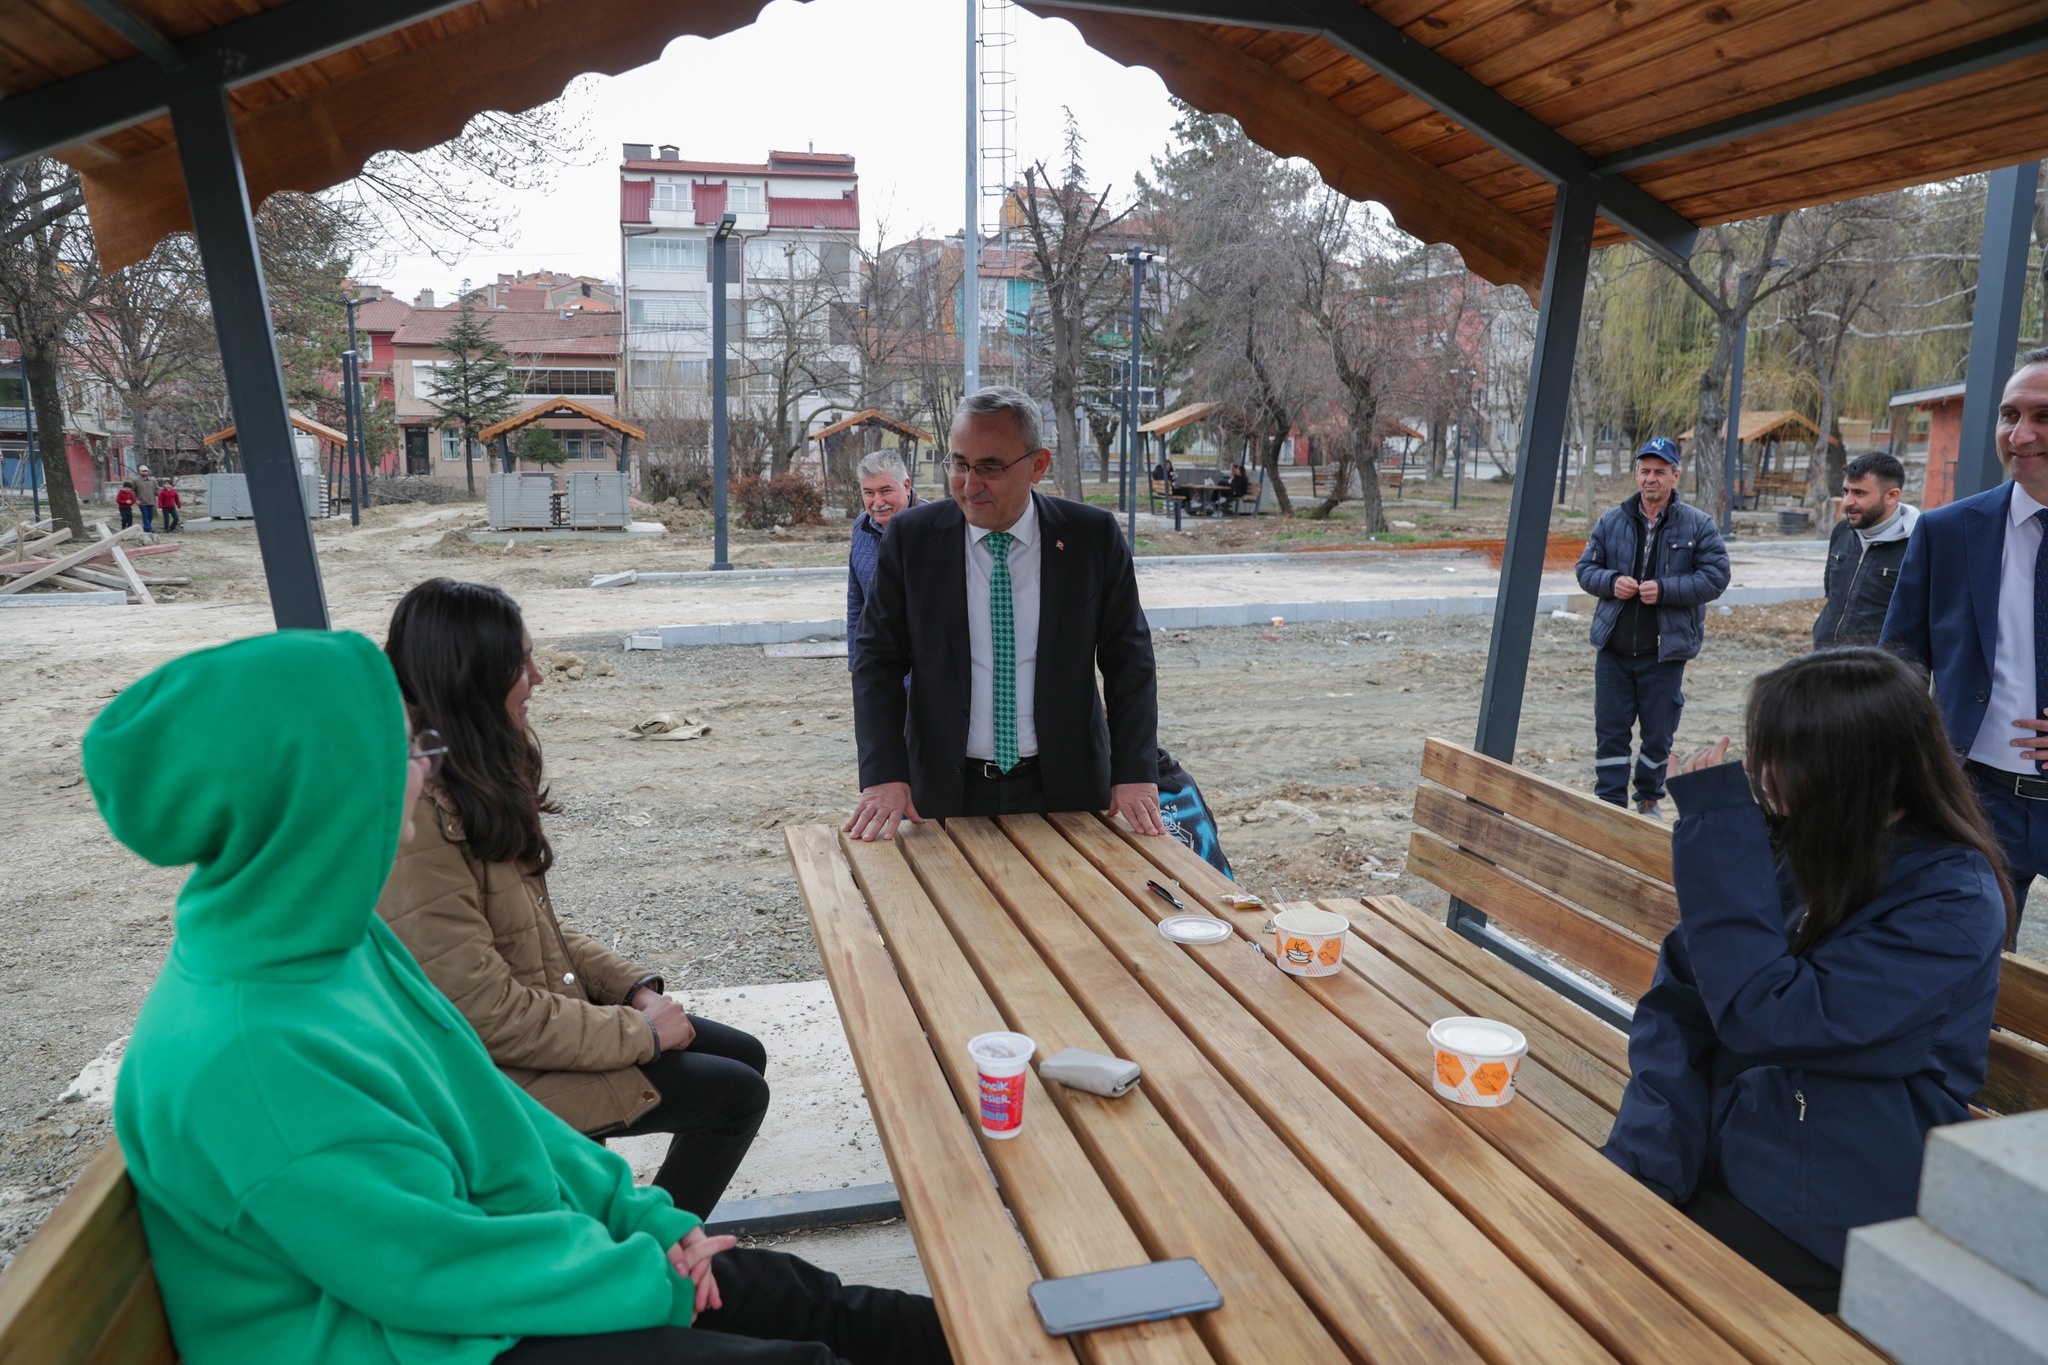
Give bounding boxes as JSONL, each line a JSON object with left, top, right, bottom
{"left": 1636, "top": 437, "right": 1681, "bottom": 465}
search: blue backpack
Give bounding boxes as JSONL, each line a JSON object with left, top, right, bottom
{"left": 1156, "top": 747, "right": 1233, "bottom": 878}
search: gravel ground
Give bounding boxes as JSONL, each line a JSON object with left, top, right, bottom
{"left": 5, "top": 594, "right": 2043, "bottom": 1269}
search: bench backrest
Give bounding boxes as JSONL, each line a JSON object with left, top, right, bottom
{"left": 0, "top": 1142, "right": 177, "bottom": 1364}
{"left": 1410, "top": 736, "right": 2048, "bottom": 1114}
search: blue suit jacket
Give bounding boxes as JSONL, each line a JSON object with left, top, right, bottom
{"left": 1880, "top": 482, "right": 2013, "bottom": 754}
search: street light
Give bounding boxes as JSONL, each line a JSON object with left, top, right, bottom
{"left": 1723, "top": 257, "right": 1791, "bottom": 535}
{"left": 1113, "top": 246, "right": 1157, "bottom": 548}
{"left": 711, "top": 212, "right": 738, "bottom": 572}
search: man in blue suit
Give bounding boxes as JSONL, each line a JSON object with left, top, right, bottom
{"left": 1882, "top": 345, "right": 2048, "bottom": 939}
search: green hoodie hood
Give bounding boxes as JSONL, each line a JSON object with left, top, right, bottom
{"left": 84, "top": 630, "right": 407, "bottom": 981}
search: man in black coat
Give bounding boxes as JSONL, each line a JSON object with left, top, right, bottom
{"left": 1813, "top": 452, "right": 1917, "bottom": 649}
{"left": 845, "top": 386, "right": 1164, "bottom": 841}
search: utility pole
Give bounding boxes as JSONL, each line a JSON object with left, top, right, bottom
{"left": 711, "top": 213, "right": 737, "bottom": 571}
{"left": 1118, "top": 247, "right": 1154, "bottom": 548}
{"left": 334, "top": 293, "right": 366, "bottom": 524}
{"left": 962, "top": 0, "right": 980, "bottom": 398}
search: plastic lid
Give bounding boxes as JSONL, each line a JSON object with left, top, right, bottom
{"left": 1159, "top": 915, "right": 1234, "bottom": 945}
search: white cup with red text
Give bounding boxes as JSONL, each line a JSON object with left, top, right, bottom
{"left": 969, "top": 1031, "right": 1036, "bottom": 1140}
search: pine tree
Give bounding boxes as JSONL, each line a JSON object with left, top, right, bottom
{"left": 425, "top": 291, "right": 516, "bottom": 495}
{"left": 516, "top": 424, "right": 566, "bottom": 467}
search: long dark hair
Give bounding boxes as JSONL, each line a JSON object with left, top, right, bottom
{"left": 1747, "top": 647, "right": 2015, "bottom": 953}
{"left": 385, "top": 578, "right": 556, "bottom": 871}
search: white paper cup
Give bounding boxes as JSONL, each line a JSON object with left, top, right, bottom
{"left": 1271, "top": 908, "right": 1348, "bottom": 977}
{"left": 968, "top": 1031, "right": 1035, "bottom": 1140}
{"left": 1428, "top": 1017, "right": 1529, "bottom": 1107}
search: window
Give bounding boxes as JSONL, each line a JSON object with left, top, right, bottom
{"left": 627, "top": 235, "right": 706, "bottom": 275}
{"left": 652, "top": 178, "right": 691, "bottom": 213}
{"left": 747, "top": 239, "right": 792, "bottom": 278}
{"left": 726, "top": 181, "right": 765, "bottom": 214}
{"left": 414, "top": 359, "right": 445, "bottom": 399}
{"left": 512, "top": 368, "right": 616, "bottom": 396}
{"left": 440, "top": 429, "right": 462, "bottom": 461}
{"left": 629, "top": 297, "right": 709, "bottom": 332}
{"left": 746, "top": 299, "right": 778, "bottom": 338}
{"left": 565, "top": 433, "right": 584, "bottom": 461}
{"left": 0, "top": 375, "right": 22, "bottom": 407}
{"left": 630, "top": 358, "right": 708, "bottom": 391}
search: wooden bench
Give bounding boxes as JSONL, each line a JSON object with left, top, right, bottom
{"left": 1379, "top": 467, "right": 1405, "bottom": 499}
{"left": 1753, "top": 471, "right": 1808, "bottom": 506}
{"left": 1402, "top": 736, "right": 2048, "bottom": 1119}
{"left": 0, "top": 1141, "right": 179, "bottom": 1364}
{"left": 1148, "top": 477, "right": 1189, "bottom": 516}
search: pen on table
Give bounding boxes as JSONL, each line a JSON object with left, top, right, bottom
{"left": 1146, "top": 880, "right": 1185, "bottom": 910}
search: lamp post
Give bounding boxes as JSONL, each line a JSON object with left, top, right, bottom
{"left": 333, "top": 292, "right": 366, "bottom": 525}
{"left": 711, "top": 212, "right": 737, "bottom": 572}
{"left": 1116, "top": 246, "right": 1156, "bottom": 547}
{"left": 1723, "top": 257, "right": 1789, "bottom": 535}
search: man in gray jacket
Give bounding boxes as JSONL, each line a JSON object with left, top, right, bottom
{"left": 1575, "top": 438, "right": 1732, "bottom": 815}
{"left": 1813, "top": 452, "right": 1917, "bottom": 648}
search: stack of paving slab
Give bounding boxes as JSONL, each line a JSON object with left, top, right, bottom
{"left": 1841, "top": 1110, "right": 2048, "bottom": 1363}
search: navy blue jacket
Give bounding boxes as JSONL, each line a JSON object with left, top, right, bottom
{"left": 1880, "top": 482, "right": 2011, "bottom": 754}
{"left": 1603, "top": 762, "right": 2005, "bottom": 1267}
{"left": 1576, "top": 493, "right": 1731, "bottom": 662}
{"left": 846, "top": 511, "right": 885, "bottom": 673}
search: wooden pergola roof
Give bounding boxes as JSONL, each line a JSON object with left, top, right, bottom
{"left": 4, "top": 2, "right": 2046, "bottom": 288}
{"left": 202, "top": 410, "right": 345, "bottom": 447}
{"left": 1138, "top": 400, "right": 1227, "bottom": 435}
{"left": 1679, "top": 409, "right": 1820, "bottom": 444}
{"left": 810, "top": 408, "right": 933, "bottom": 444}
{"left": 475, "top": 397, "right": 646, "bottom": 445}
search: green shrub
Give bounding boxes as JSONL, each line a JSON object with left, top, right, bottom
{"left": 732, "top": 473, "right": 823, "bottom": 529}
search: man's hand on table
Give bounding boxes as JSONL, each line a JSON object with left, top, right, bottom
{"left": 634, "top": 988, "right": 696, "bottom": 1051}
{"left": 668, "top": 1226, "right": 737, "bottom": 1315}
{"left": 844, "top": 782, "right": 922, "bottom": 842}
{"left": 1110, "top": 782, "right": 1165, "bottom": 836}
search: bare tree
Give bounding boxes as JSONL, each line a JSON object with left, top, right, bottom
{"left": 1290, "top": 196, "right": 1406, "bottom": 528}
{"left": 1016, "top": 111, "right": 1134, "bottom": 497}
{"left": 737, "top": 235, "right": 860, "bottom": 476}
{"left": 0, "top": 159, "right": 98, "bottom": 535}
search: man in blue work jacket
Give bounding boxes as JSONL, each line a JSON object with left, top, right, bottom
{"left": 1575, "top": 437, "right": 1732, "bottom": 816}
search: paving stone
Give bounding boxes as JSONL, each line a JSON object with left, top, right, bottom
{"left": 1920, "top": 1111, "right": 2048, "bottom": 1297}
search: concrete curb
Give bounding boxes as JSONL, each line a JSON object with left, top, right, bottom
{"left": 623, "top": 583, "right": 1825, "bottom": 649}
{"left": 1842, "top": 1217, "right": 2048, "bottom": 1364}
{"left": 0, "top": 591, "right": 127, "bottom": 608}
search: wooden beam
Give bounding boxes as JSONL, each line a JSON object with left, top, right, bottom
{"left": 1026, "top": 7, "right": 1549, "bottom": 291}
{"left": 0, "top": 524, "right": 141, "bottom": 596}
{"left": 95, "top": 523, "right": 154, "bottom": 605}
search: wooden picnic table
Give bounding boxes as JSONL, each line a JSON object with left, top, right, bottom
{"left": 785, "top": 814, "right": 1888, "bottom": 1364}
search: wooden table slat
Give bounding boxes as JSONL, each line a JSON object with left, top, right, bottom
{"left": 784, "top": 826, "right": 1075, "bottom": 1365}
{"left": 887, "top": 825, "right": 1348, "bottom": 1365}
{"left": 991, "top": 818, "right": 1613, "bottom": 1358}
{"left": 1100, "top": 818, "right": 1887, "bottom": 1365}
{"left": 1421, "top": 737, "right": 1675, "bottom": 881}
{"left": 1039, "top": 815, "right": 1766, "bottom": 1365}
{"left": 931, "top": 818, "right": 1484, "bottom": 1365}
{"left": 1333, "top": 897, "right": 1630, "bottom": 1113}
{"left": 1350, "top": 892, "right": 1637, "bottom": 1079}
{"left": 836, "top": 834, "right": 1214, "bottom": 1365}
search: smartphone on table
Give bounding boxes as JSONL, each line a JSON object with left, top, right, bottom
{"left": 1028, "top": 1258, "right": 1223, "bottom": 1336}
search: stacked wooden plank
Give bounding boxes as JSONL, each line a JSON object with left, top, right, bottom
{"left": 0, "top": 520, "right": 189, "bottom": 605}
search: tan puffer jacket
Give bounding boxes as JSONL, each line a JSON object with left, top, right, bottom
{"left": 376, "top": 788, "right": 662, "bottom": 1134}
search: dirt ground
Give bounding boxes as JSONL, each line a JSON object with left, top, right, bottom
{"left": 2, "top": 493, "right": 2036, "bottom": 1268}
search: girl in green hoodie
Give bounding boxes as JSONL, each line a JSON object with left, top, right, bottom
{"left": 88, "top": 630, "right": 947, "bottom": 1365}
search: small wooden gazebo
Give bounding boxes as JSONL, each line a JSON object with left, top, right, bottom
{"left": 808, "top": 409, "right": 934, "bottom": 487}
{"left": 476, "top": 398, "right": 647, "bottom": 477}
{"left": 202, "top": 410, "right": 346, "bottom": 473}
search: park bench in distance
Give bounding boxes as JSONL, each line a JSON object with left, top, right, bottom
{"left": 1401, "top": 736, "right": 2048, "bottom": 1119}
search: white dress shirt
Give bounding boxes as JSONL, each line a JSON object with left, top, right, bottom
{"left": 964, "top": 496, "right": 1041, "bottom": 762}
{"left": 1969, "top": 482, "right": 2048, "bottom": 773}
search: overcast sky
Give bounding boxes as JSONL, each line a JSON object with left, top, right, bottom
{"left": 370, "top": 0, "right": 1184, "bottom": 299}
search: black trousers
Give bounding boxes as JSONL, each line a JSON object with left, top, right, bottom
{"left": 1969, "top": 769, "right": 2046, "bottom": 936}
{"left": 160, "top": 506, "right": 179, "bottom": 532}
{"left": 1682, "top": 1180, "right": 1841, "bottom": 1314}
{"left": 957, "top": 760, "right": 1046, "bottom": 818}
{"left": 497, "top": 1246, "right": 951, "bottom": 1364}
{"left": 1594, "top": 651, "right": 1687, "bottom": 806}
{"left": 604, "top": 1015, "right": 770, "bottom": 1219}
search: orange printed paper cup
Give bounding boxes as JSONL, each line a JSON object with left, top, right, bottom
{"left": 1271, "top": 908, "right": 1348, "bottom": 978}
{"left": 1428, "top": 1017, "right": 1528, "bottom": 1107}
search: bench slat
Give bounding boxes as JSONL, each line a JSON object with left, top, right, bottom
{"left": 1414, "top": 786, "right": 1680, "bottom": 944}
{"left": 1043, "top": 815, "right": 1756, "bottom": 1365}
{"left": 839, "top": 833, "right": 1211, "bottom": 1365}
{"left": 1980, "top": 1031, "right": 2048, "bottom": 1116}
{"left": 0, "top": 1143, "right": 168, "bottom": 1365}
{"left": 785, "top": 826, "right": 1073, "bottom": 1365}
{"left": 1090, "top": 818, "right": 1886, "bottom": 1365}
{"left": 946, "top": 817, "right": 1480, "bottom": 1365}
{"left": 1351, "top": 893, "right": 1636, "bottom": 1078}
{"left": 82, "top": 1267, "right": 176, "bottom": 1365}
{"left": 1422, "top": 738, "right": 1673, "bottom": 882}
{"left": 1330, "top": 897, "right": 1630, "bottom": 1113}
{"left": 1997, "top": 952, "right": 2048, "bottom": 1044}
{"left": 1408, "top": 831, "right": 1659, "bottom": 997}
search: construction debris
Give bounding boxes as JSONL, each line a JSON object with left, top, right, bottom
{"left": 0, "top": 520, "right": 182, "bottom": 605}
{"left": 619, "top": 713, "right": 711, "bottom": 741}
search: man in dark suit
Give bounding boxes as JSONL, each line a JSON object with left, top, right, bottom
{"left": 845, "top": 386, "right": 1164, "bottom": 841}
{"left": 1883, "top": 345, "right": 2048, "bottom": 936}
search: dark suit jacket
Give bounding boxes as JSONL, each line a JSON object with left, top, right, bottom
{"left": 852, "top": 491, "right": 1159, "bottom": 817}
{"left": 1880, "top": 482, "right": 2012, "bottom": 753}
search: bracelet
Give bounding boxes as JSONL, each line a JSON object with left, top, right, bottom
{"left": 638, "top": 1009, "right": 662, "bottom": 1057}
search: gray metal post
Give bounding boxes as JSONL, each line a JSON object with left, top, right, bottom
{"left": 1956, "top": 162, "right": 2042, "bottom": 500}
{"left": 1471, "top": 177, "right": 1599, "bottom": 764}
{"left": 711, "top": 214, "right": 735, "bottom": 572}
{"left": 169, "top": 81, "right": 329, "bottom": 629}
{"left": 19, "top": 356, "right": 38, "bottom": 523}
{"left": 963, "top": 0, "right": 980, "bottom": 397}
{"left": 1125, "top": 247, "right": 1143, "bottom": 546}
{"left": 1722, "top": 278, "right": 1754, "bottom": 534}
{"left": 341, "top": 294, "right": 365, "bottom": 523}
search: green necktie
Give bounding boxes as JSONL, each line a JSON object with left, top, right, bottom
{"left": 985, "top": 530, "right": 1017, "bottom": 772}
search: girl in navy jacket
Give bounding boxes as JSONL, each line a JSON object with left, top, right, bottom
{"left": 1603, "top": 646, "right": 2011, "bottom": 1311}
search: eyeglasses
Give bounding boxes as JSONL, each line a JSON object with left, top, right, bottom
{"left": 948, "top": 451, "right": 1036, "bottom": 481}
{"left": 409, "top": 728, "right": 449, "bottom": 781}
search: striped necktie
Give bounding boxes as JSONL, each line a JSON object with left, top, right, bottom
{"left": 2034, "top": 509, "right": 2048, "bottom": 771}
{"left": 985, "top": 530, "right": 1017, "bottom": 772}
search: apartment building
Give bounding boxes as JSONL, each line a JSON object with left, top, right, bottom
{"left": 619, "top": 144, "right": 861, "bottom": 460}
